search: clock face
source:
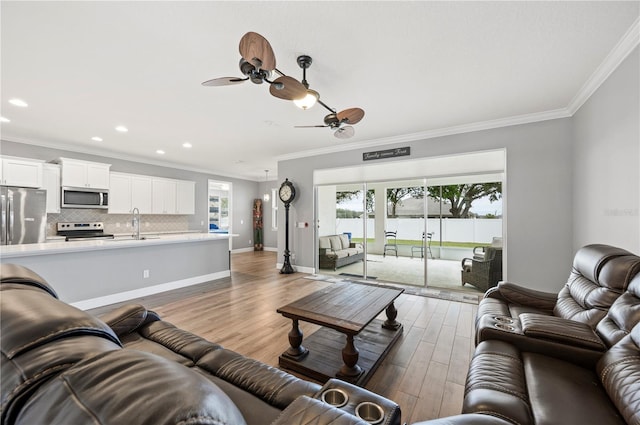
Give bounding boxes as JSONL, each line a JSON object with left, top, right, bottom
{"left": 279, "top": 180, "right": 295, "bottom": 203}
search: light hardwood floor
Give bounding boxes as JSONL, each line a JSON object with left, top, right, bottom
{"left": 90, "top": 251, "right": 477, "bottom": 423}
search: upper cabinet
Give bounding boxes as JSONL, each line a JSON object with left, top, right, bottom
{"left": 59, "top": 157, "right": 111, "bottom": 189}
{"left": 109, "top": 172, "right": 153, "bottom": 214}
{"left": 152, "top": 178, "right": 178, "bottom": 214}
{"left": 0, "top": 157, "right": 43, "bottom": 188}
{"left": 42, "top": 163, "right": 61, "bottom": 213}
{"left": 176, "top": 180, "right": 195, "bottom": 214}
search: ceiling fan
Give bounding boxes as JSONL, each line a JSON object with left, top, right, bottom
{"left": 292, "top": 55, "right": 365, "bottom": 139}
{"left": 202, "top": 32, "right": 365, "bottom": 139}
{"left": 201, "top": 32, "right": 307, "bottom": 101}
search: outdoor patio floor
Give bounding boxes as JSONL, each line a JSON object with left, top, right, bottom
{"left": 318, "top": 254, "right": 484, "bottom": 296}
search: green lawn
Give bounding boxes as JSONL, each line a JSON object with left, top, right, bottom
{"left": 350, "top": 238, "right": 484, "bottom": 248}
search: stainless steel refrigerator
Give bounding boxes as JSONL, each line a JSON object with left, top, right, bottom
{"left": 1, "top": 187, "right": 47, "bottom": 245}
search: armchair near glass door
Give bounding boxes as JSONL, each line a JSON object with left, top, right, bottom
{"left": 461, "top": 246, "right": 503, "bottom": 292}
{"left": 411, "top": 232, "right": 434, "bottom": 259}
{"left": 383, "top": 230, "right": 398, "bottom": 258}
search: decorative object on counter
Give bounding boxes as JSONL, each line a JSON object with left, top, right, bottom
{"left": 253, "top": 199, "right": 263, "bottom": 251}
{"left": 279, "top": 178, "right": 296, "bottom": 274}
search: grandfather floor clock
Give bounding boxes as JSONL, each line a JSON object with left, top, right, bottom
{"left": 278, "top": 178, "right": 296, "bottom": 274}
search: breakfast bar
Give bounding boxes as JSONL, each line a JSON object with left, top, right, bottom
{"left": 1, "top": 233, "right": 233, "bottom": 309}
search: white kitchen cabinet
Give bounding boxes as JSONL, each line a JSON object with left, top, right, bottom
{"left": 108, "top": 172, "right": 132, "bottom": 214}
{"left": 42, "top": 163, "right": 61, "bottom": 213}
{"left": 59, "top": 158, "right": 111, "bottom": 189}
{"left": 109, "top": 173, "right": 153, "bottom": 214}
{"left": 176, "top": 180, "right": 195, "bottom": 214}
{"left": 131, "top": 175, "right": 153, "bottom": 214}
{"left": 152, "top": 178, "right": 178, "bottom": 214}
{"left": 0, "top": 157, "right": 43, "bottom": 188}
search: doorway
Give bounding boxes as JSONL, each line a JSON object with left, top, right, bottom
{"left": 313, "top": 149, "right": 505, "bottom": 294}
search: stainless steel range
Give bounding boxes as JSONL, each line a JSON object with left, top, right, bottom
{"left": 57, "top": 222, "right": 114, "bottom": 241}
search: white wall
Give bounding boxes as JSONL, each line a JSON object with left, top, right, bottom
{"left": 572, "top": 47, "right": 640, "bottom": 254}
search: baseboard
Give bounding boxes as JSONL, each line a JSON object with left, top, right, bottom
{"left": 232, "top": 246, "right": 277, "bottom": 253}
{"left": 275, "top": 263, "right": 315, "bottom": 274}
{"left": 71, "top": 271, "right": 230, "bottom": 310}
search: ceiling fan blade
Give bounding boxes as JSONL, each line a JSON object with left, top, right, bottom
{"left": 334, "top": 125, "right": 355, "bottom": 139}
{"left": 269, "top": 76, "right": 307, "bottom": 101}
{"left": 295, "top": 125, "right": 328, "bottom": 128}
{"left": 239, "top": 32, "right": 276, "bottom": 71}
{"left": 201, "top": 77, "right": 248, "bottom": 87}
{"left": 337, "top": 108, "right": 365, "bottom": 125}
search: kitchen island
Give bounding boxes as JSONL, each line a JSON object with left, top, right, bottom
{"left": 1, "top": 233, "right": 234, "bottom": 309}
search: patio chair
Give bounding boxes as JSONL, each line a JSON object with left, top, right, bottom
{"left": 411, "top": 232, "right": 434, "bottom": 259}
{"left": 471, "top": 237, "right": 503, "bottom": 260}
{"left": 383, "top": 230, "right": 398, "bottom": 258}
{"left": 461, "top": 247, "right": 503, "bottom": 291}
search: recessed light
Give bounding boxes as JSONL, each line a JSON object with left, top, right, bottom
{"left": 0, "top": 116, "right": 10, "bottom": 123}
{"left": 9, "top": 99, "right": 28, "bottom": 108}
{"left": 91, "top": 137, "right": 103, "bottom": 142}
{"left": 115, "top": 125, "right": 128, "bottom": 132}
{"left": 182, "top": 142, "right": 192, "bottom": 148}
{"left": 156, "top": 150, "right": 165, "bottom": 155}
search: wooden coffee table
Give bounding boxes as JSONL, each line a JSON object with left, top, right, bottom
{"left": 277, "top": 281, "right": 403, "bottom": 385}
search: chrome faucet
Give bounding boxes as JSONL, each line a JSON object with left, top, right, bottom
{"left": 132, "top": 207, "right": 141, "bottom": 240}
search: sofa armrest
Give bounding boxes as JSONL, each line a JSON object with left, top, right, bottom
{"left": 519, "top": 313, "right": 606, "bottom": 351}
{"left": 98, "top": 304, "right": 149, "bottom": 337}
{"left": 487, "top": 281, "right": 557, "bottom": 311}
{"left": 270, "top": 396, "right": 369, "bottom": 425}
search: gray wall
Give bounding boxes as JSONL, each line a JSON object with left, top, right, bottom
{"left": 279, "top": 118, "right": 575, "bottom": 292}
{"left": 257, "top": 180, "right": 278, "bottom": 249}
{"left": 0, "top": 140, "right": 259, "bottom": 250}
{"left": 572, "top": 47, "right": 640, "bottom": 253}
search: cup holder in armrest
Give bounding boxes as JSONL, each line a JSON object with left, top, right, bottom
{"left": 355, "top": 402, "right": 385, "bottom": 424}
{"left": 321, "top": 388, "right": 348, "bottom": 408}
{"left": 494, "top": 322, "right": 516, "bottom": 332}
{"left": 493, "top": 316, "right": 514, "bottom": 324}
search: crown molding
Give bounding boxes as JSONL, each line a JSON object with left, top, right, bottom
{"left": 0, "top": 135, "right": 254, "bottom": 181}
{"left": 567, "top": 16, "right": 640, "bottom": 115}
{"left": 276, "top": 107, "right": 571, "bottom": 162}
{"left": 278, "top": 17, "right": 639, "bottom": 164}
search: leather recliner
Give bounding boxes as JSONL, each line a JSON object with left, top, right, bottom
{"left": 477, "top": 244, "right": 640, "bottom": 330}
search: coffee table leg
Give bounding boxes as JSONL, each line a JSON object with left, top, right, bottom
{"left": 284, "top": 319, "right": 309, "bottom": 360}
{"left": 339, "top": 334, "right": 363, "bottom": 377}
{"left": 383, "top": 301, "right": 401, "bottom": 330}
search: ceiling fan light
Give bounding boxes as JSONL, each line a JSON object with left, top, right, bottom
{"left": 294, "top": 89, "right": 319, "bottom": 110}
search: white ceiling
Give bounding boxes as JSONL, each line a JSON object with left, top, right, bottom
{"left": 1, "top": 1, "right": 638, "bottom": 181}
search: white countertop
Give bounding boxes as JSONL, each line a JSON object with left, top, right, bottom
{"left": 1, "top": 232, "right": 236, "bottom": 258}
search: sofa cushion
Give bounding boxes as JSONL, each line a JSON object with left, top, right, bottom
{"left": 596, "top": 323, "right": 640, "bottom": 425}
{"left": 329, "top": 236, "right": 343, "bottom": 251}
{"left": 319, "top": 236, "right": 331, "bottom": 250}
{"left": 14, "top": 349, "right": 247, "bottom": 425}
{"left": 523, "top": 352, "right": 625, "bottom": 425}
{"left": 340, "top": 234, "right": 350, "bottom": 249}
{"left": 596, "top": 273, "right": 640, "bottom": 348}
{"left": 554, "top": 246, "right": 640, "bottom": 327}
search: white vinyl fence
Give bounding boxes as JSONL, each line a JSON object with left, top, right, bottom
{"left": 335, "top": 218, "right": 502, "bottom": 244}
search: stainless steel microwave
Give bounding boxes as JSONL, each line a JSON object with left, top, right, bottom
{"left": 61, "top": 187, "right": 109, "bottom": 209}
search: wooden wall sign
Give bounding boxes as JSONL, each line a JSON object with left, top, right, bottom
{"left": 363, "top": 147, "right": 410, "bottom": 161}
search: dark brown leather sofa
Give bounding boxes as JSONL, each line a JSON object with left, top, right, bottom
{"left": 0, "top": 263, "right": 401, "bottom": 425}
{"left": 3, "top": 258, "right": 640, "bottom": 425}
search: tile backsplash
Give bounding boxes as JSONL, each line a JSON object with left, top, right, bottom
{"left": 47, "top": 209, "right": 191, "bottom": 237}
